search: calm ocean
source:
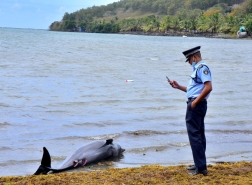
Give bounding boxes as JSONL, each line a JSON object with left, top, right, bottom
{"left": 0, "top": 27, "right": 252, "bottom": 176}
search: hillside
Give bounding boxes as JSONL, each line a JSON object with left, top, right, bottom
{"left": 49, "top": 0, "right": 252, "bottom": 36}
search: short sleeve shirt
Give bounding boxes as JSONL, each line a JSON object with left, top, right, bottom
{"left": 186, "top": 60, "right": 212, "bottom": 99}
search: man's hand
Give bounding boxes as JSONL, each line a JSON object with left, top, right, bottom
{"left": 168, "top": 80, "right": 187, "bottom": 92}
{"left": 191, "top": 100, "right": 196, "bottom": 109}
{"left": 169, "top": 80, "right": 180, "bottom": 89}
{"left": 190, "top": 81, "right": 212, "bottom": 109}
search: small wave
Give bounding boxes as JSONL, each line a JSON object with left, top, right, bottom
{"left": 149, "top": 57, "right": 160, "bottom": 61}
{"left": 169, "top": 142, "right": 189, "bottom": 147}
{"left": 0, "top": 159, "right": 40, "bottom": 167}
{"left": 45, "top": 110, "right": 69, "bottom": 113}
{"left": 52, "top": 136, "right": 89, "bottom": 141}
{"left": 99, "top": 121, "right": 126, "bottom": 126}
{"left": 219, "top": 120, "right": 250, "bottom": 125}
{"left": 126, "top": 143, "right": 189, "bottom": 154}
{"left": 127, "top": 145, "right": 168, "bottom": 153}
{"left": 51, "top": 156, "right": 67, "bottom": 162}
{"left": 210, "top": 150, "right": 252, "bottom": 160}
{"left": 47, "top": 100, "right": 122, "bottom": 108}
{"left": 84, "top": 134, "right": 120, "bottom": 140}
{"left": 0, "top": 122, "right": 11, "bottom": 127}
{"left": 0, "top": 103, "right": 9, "bottom": 108}
{"left": 53, "top": 133, "right": 120, "bottom": 141}
{"left": 0, "top": 146, "right": 12, "bottom": 151}
{"left": 63, "top": 122, "right": 106, "bottom": 128}
{"left": 208, "top": 129, "right": 252, "bottom": 134}
{"left": 125, "top": 130, "right": 166, "bottom": 136}
{"left": 124, "top": 130, "right": 186, "bottom": 136}
{"left": 145, "top": 106, "right": 172, "bottom": 111}
{"left": 64, "top": 121, "right": 125, "bottom": 128}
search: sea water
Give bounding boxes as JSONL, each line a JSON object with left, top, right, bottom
{"left": 0, "top": 27, "right": 252, "bottom": 176}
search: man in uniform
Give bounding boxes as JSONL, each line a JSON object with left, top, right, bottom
{"left": 168, "top": 46, "right": 212, "bottom": 175}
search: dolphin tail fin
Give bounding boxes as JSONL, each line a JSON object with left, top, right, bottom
{"left": 34, "top": 147, "right": 52, "bottom": 175}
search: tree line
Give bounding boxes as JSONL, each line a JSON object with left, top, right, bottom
{"left": 49, "top": 0, "right": 252, "bottom": 35}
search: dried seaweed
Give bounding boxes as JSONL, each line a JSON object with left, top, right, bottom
{"left": 0, "top": 161, "right": 251, "bottom": 185}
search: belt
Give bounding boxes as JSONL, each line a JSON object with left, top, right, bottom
{"left": 188, "top": 98, "right": 207, "bottom": 102}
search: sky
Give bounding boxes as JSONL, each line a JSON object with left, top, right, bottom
{"left": 0, "top": 0, "right": 118, "bottom": 29}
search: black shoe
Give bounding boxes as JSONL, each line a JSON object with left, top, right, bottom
{"left": 188, "top": 169, "right": 208, "bottom": 176}
{"left": 186, "top": 165, "right": 196, "bottom": 170}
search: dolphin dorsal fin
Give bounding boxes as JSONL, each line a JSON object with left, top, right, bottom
{"left": 100, "top": 139, "right": 113, "bottom": 148}
{"left": 106, "top": 139, "right": 113, "bottom": 145}
{"left": 41, "top": 147, "right": 51, "bottom": 167}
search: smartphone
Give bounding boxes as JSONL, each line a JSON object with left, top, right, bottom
{"left": 166, "top": 76, "right": 170, "bottom": 82}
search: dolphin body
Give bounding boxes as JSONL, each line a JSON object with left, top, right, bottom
{"left": 34, "top": 139, "right": 125, "bottom": 175}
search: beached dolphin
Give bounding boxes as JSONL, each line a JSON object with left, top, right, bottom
{"left": 34, "top": 139, "right": 125, "bottom": 175}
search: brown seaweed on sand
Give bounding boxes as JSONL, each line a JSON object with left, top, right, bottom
{"left": 0, "top": 161, "right": 252, "bottom": 185}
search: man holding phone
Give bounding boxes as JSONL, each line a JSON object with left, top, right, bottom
{"left": 168, "top": 46, "right": 212, "bottom": 175}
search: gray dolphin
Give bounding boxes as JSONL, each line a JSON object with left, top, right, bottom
{"left": 34, "top": 139, "right": 125, "bottom": 175}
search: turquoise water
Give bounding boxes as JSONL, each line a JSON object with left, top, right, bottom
{"left": 0, "top": 27, "right": 252, "bottom": 176}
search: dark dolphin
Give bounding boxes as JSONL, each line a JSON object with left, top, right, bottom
{"left": 34, "top": 139, "right": 125, "bottom": 175}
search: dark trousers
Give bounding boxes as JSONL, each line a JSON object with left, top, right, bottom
{"left": 186, "top": 100, "right": 207, "bottom": 171}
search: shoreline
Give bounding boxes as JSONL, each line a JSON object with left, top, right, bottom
{"left": 1, "top": 161, "right": 251, "bottom": 184}
{"left": 2, "top": 27, "right": 251, "bottom": 40}
{"left": 118, "top": 31, "right": 252, "bottom": 40}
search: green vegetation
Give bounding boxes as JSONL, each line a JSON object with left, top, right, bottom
{"left": 49, "top": 0, "right": 252, "bottom": 36}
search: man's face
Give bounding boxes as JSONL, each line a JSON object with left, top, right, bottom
{"left": 188, "top": 55, "right": 194, "bottom": 65}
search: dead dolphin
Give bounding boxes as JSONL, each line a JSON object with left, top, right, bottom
{"left": 34, "top": 139, "right": 125, "bottom": 175}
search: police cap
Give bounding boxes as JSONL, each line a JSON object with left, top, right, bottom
{"left": 182, "top": 46, "right": 201, "bottom": 62}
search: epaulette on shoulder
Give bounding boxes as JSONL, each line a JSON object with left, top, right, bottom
{"left": 198, "top": 64, "right": 204, "bottom": 69}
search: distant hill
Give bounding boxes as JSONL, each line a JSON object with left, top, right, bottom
{"left": 49, "top": 0, "right": 252, "bottom": 36}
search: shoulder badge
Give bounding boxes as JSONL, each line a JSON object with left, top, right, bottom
{"left": 203, "top": 69, "right": 209, "bottom": 75}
